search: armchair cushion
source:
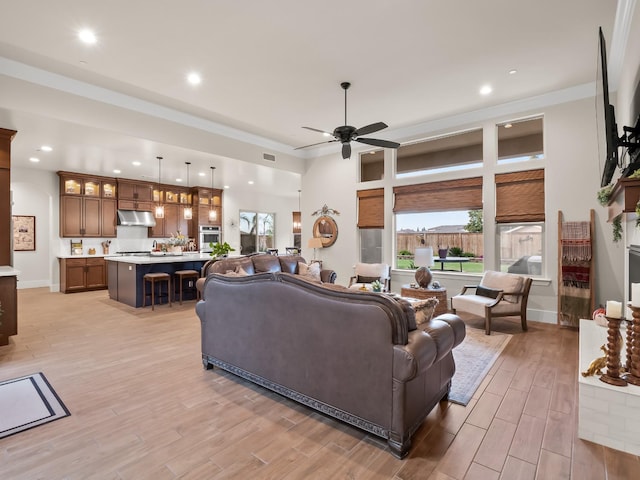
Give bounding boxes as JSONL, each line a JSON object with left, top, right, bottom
{"left": 480, "top": 270, "right": 523, "bottom": 303}
{"left": 355, "top": 263, "right": 390, "bottom": 279}
{"left": 475, "top": 285, "right": 501, "bottom": 299}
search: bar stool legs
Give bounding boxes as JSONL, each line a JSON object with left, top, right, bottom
{"left": 143, "top": 272, "right": 172, "bottom": 310}
{"left": 174, "top": 270, "right": 200, "bottom": 304}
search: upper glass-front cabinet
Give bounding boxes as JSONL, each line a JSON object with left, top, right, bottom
{"left": 61, "top": 175, "right": 115, "bottom": 197}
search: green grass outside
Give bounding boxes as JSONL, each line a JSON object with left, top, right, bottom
{"left": 396, "top": 258, "right": 484, "bottom": 273}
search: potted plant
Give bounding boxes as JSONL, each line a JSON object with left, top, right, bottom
{"left": 209, "top": 241, "right": 235, "bottom": 258}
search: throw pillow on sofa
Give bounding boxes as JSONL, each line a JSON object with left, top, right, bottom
{"left": 298, "top": 262, "right": 321, "bottom": 282}
{"left": 224, "top": 266, "right": 249, "bottom": 277}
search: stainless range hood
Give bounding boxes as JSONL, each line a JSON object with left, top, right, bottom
{"left": 116, "top": 209, "right": 156, "bottom": 227}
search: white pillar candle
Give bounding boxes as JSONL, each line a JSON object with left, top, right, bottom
{"left": 632, "top": 283, "right": 640, "bottom": 307}
{"left": 606, "top": 300, "right": 622, "bottom": 318}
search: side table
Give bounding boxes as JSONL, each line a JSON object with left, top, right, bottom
{"left": 400, "top": 284, "right": 448, "bottom": 317}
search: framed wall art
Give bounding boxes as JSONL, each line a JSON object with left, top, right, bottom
{"left": 13, "top": 215, "right": 36, "bottom": 251}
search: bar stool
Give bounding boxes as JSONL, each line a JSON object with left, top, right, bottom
{"left": 143, "top": 272, "right": 172, "bottom": 310}
{"left": 174, "top": 269, "right": 200, "bottom": 304}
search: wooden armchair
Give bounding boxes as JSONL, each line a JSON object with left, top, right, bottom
{"left": 450, "top": 270, "right": 532, "bottom": 335}
{"left": 348, "top": 263, "right": 391, "bottom": 292}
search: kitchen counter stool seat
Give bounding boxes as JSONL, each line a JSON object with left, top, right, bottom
{"left": 174, "top": 269, "right": 200, "bottom": 304}
{"left": 143, "top": 272, "right": 172, "bottom": 310}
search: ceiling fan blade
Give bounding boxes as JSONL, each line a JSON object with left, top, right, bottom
{"left": 342, "top": 143, "right": 352, "bottom": 159}
{"left": 356, "top": 137, "right": 400, "bottom": 149}
{"left": 302, "top": 126, "right": 333, "bottom": 136}
{"left": 355, "top": 122, "right": 388, "bottom": 137}
{"left": 294, "top": 139, "right": 338, "bottom": 150}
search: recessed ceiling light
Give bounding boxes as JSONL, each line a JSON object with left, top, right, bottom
{"left": 480, "top": 85, "right": 492, "bottom": 96}
{"left": 248, "top": 180, "right": 254, "bottom": 185}
{"left": 40, "top": 145, "right": 52, "bottom": 152}
{"left": 198, "top": 172, "right": 205, "bottom": 177}
{"left": 78, "top": 29, "right": 97, "bottom": 45}
{"left": 187, "top": 72, "right": 202, "bottom": 85}
{"left": 113, "top": 169, "right": 121, "bottom": 174}
{"left": 176, "top": 178, "right": 183, "bottom": 183}
{"left": 132, "top": 161, "right": 141, "bottom": 166}
{"left": 504, "top": 123, "right": 513, "bottom": 129}
{"left": 29, "top": 157, "right": 40, "bottom": 163}
{"left": 509, "top": 69, "right": 518, "bottom": 75}
{"left": 224, "top": 185, "right": 230, "bottom": 189}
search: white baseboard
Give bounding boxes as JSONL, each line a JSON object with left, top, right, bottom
{"left": 527, "top": 308, "right": 557, "bottom": 325}
{"left": 17, "top": 280, "right": 51, "bottom": 290}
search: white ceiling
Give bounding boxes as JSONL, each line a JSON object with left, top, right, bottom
{"left": 0, "top": 0, "right": 627, "bottom": 196}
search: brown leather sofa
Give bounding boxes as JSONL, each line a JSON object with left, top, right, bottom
{"left": 195, "top": 271, "right": 465, "bottom": 458}
{"left": 195, "top": 253, "right": 337, "bottom": 294}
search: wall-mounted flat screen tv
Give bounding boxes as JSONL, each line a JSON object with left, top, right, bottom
{"left": 597, "top": 27, "right": 621, "bottom": 187}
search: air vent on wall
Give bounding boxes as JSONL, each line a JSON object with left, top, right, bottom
{"left": 263, "top": 153, "right": 276, "bottom": 162}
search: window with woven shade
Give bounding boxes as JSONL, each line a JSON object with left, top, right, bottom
{"left": 495, "top": 169, "right": 545, "bottom": 223}
{"left": 357, "top": 188, "right": 384, "bottom": 228}
{"left": 393, "top": 177, "right": 483, "bottom": 213}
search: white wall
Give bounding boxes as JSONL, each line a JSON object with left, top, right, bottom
{"left": 301, "top": 95, "right": 616, "bottom": 323}
{"left": 10, "top": 168, "right": 58, "bottom": 289}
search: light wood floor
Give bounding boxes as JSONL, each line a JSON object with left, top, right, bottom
{"left": 1, "top": 288, "right": 639, "bottom": 479}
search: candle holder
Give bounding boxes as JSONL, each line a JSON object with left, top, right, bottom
{"left": 623, "top": 305, "right": 640, "bottom": 386}
{"left": 599, "top": 315, "right": 628, "bottom": 387}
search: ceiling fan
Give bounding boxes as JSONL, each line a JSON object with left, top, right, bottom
{"left": 295, "top": 82, "right": 400, "bottom": 159}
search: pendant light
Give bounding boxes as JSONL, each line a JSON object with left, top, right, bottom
{"left": 292, "top": 189, "right": 301, "bottom": 234}
{"left": 154, "top": 156, "right": 164, "bottom": 219}
{"left": 183, "top": 161, "right": 193, "bottom": 220}
{"left": 209, "top": 166, "right": 217, "bottom": 222}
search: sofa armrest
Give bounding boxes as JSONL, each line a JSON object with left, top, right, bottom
{"left": 393, "top": 330, "right": 437, "bottom": 382}
{"left": 321, "top": 269, "right": 337, "bottom": 284}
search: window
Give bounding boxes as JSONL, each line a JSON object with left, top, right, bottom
{"left": 239, "top": 211, "right": 275, "bottom": 255}
{"left": 393, "top": 177, "right": 484, "bottom": 272}
{"left": 495, "top": 169, "right": 545, "bottom": 276}
{"left": 396, "top": 210, "right": 484, "bottom": 272}
{"left": 497, "top": 224, "right": 544, "bottom": 275}
{"left": 497, "top": 117, "right": 544, "bottom": 165}
{"left": 359, "top": 149, "right": 384, "bottom": 182}
{"left": 396, "top": 129, "right": 483, "bottom": 178}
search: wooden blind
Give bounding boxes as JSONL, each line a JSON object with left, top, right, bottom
{"left": 393, "top": 177, "right": 483, "bottom": 213}
{"left": 357, "top": 188, "right": 384, "bottom": 228}
{"left": 495, "top": 169, "right": 545, "bottom": 223}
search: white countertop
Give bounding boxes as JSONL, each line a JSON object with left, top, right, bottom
{"left": 104, "top": 252, "right": 213, "bottom": 264}
{"left": 58, "top": 254, "right": 110, "bottom": 259}
{"left": 0, "top": 266, "right": 21, "bottom": 277}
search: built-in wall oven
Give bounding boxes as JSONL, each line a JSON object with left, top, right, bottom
{"left": 199, "top": 226, "right": 221, "bottom": 252}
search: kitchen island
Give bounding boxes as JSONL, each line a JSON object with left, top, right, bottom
{"left": 106, "top": 253, "right": 212, "bottom": 307}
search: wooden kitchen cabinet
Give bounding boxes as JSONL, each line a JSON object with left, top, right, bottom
{"left": 58, "top": 172, "right": 117, "bottom": 237}
{"left": 149, "top": 203, "right": 191, "bottom": 238}
{"left": 194, "top": 187, "right": 223, "bottom": 227}
{"left": 0, "top": 275, "right": 18, "bottom": 346}
{"left": 118, "top": 179, "right": 154, "bottom": 202}
{"left": 59, "top": 257, "right": 107, "bottom": 293}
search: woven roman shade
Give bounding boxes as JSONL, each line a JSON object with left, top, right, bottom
{"left": 495, "top": 169, "right": 545, "bottom": 223}
{"left": 393, "top": 177, "right": 482, "bottom": 213}
{"left": 357, "top": 188, "right": 384, "bottom": 228}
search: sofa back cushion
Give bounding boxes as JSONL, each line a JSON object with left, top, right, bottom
{"left": 481, "top": 270, "right": 524, "bottom": 303}
{"left": 208, "top": 257, "right": 255, "bottom": 275}
{"left": 252, "top": 254, "right": 282, "bottom": 273}
{"left": 278, "top": 255, "right": 305, "bottom": 274}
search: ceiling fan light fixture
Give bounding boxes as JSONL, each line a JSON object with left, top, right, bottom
{"left": 295, "top": 81, "right": 400, "bottom": 158}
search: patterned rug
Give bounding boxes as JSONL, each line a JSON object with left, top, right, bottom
{"left": 0, "top": 372, "right": 70, "bottom": 439}
{"left": 449, "top": 327, "right": 512, "bottom": 405}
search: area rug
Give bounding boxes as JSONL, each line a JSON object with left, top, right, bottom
{"left": 449, "top": 327, "right": 512, "bottom": 405}
{"left": 0, "top": 372, "right": 70, "bottom": 439}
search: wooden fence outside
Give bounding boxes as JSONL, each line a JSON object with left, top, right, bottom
{"left": 397, "top": 233, "right": 483, "bottom": 257}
